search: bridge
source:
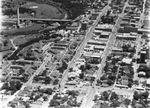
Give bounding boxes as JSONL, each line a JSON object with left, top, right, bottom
{"left": 4, "top": 18, "right": 72, "bottom": 22}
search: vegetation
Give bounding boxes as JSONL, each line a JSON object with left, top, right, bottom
{"left": 1, "top": 81, "right": 22, "bottom": 95}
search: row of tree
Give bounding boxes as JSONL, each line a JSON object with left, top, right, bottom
{"left": 1, "top": 81, "right": 22, "bottom": 95}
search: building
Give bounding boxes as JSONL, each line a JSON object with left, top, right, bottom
{"left": 95, "top": 24, "right": 113, "bottom": 32}
{"left": 143, "top": 19, "right": 150, "bottom": 29}
{"left": 94, "top": 30, "right": 102, "bottom": 35}
{"left": 140, "top": 50, "right": 146, "bottom": 63}
{"left": 83, "top": 51, "right": 103, "bottom": 58}
{"left": 100, "top": 32, "right": 110, "bottom": 38}
{"left": 87, "top": 39, "right": 107, "bottom": 46}
{"left": 116, "top": 33, "right": 137, "bottom": 39}
{"left": 81, "top": 21, "right": 88, "bottom": 30}
{"left": 138, "top": 28, "right": 150, "bottom": 34}
{"left": 146, "top": 79, "right": 150, "bottom": 87}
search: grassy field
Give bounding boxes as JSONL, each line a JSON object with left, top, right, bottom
{"left": 4, "top": 0, "right": 66, "bottom": 19}
{"left": 23, "top": 2, "right": 65, "bottom": 19}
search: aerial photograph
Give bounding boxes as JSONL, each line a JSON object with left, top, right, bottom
{"left": 0, "top": 0, "right": 150, "bottom": 108}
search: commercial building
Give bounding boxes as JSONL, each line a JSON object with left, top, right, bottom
{"left": 100, "top": 32, "right": 110, "bottom": 38}
{"left": 143, "top": 19, "right": 150, "bottom": 29}
{"left": 146, "top": 79, "right": 150, "bottom": 87}
{"left": 140, "top": 50, "right": 146, "bottom": 63}
{"left": 87, "top": 39, "right": 107, "bottom": 46}
{"left": 95, "top": 24, "right": 113, "bottom": 32}
{"left": 116, "top": 33, "right": 137, "bottom": 39}
{"left": 138, "top": 28, "right": 150, "bottom": 34}
{"left": 81, "top": 21, "right": 88, "bottom": 30}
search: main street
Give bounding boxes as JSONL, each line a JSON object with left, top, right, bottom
{"left": 59, "top": 1, "right": 111, "bottom": 88}
{"left": 95, "top": 0, "right": 129, "bottom": 82}
{"left": 81, "top": 0, "right": 130, "bottom": 108}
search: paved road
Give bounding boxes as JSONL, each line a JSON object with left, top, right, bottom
{"left": 81, "top": 0, "right": 130, "bottom": 108}
{"left": 1, "top": 55, "right": 52, "bottom": 108}
{"left": 95, "top": 0, "right": 129, "bottom": 82}
{"left": 59, "top": 1, "right": 111, "bottom": 88}
{"left": 134, "top": 0, "right": 146, "bottom": 59}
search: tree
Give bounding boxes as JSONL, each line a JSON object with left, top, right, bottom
{"left": 50, "top": 99, "right": 60, "bottom": 107}
{"left": 131, "top": 99, "right": 136, "bottom": 108}
{"left": 103, "top": 91, "right": 109, "bottom": 101}
{"left": 69, "top": 68, "right": 73, "bottom": 72}
{"left": 43, "top": 96, "right": 48, "bottom": 101}
{"left": 79, "top": 65, "right": 85, "bottom": 72}
{"left": 62, "top": 60, "right": 68, "bottom": 69}
{"left": 3, "top": 40, "right": 8, "bottom": 46}
{"left": 57, "top": 67, "right": 65, "bottom": 73}
{"left": 142, "top": 91, "right": 149, "bottom": 99}
{"left": 110, "top": 92, "right": 118, "bottom": 101}
{"left": 100, "top": 75, "right": 107, "bottom": 80}
{"left": 124, "top": 98, "right": 131, "bottom": 106}
{"left": 66, "top": 90, "right": 78, "bottom": 97}
{"left": 61, "top": 96, "right": 68, "bottom": 104}
{"left": 79, "top": 73, "right": 84, "bottom": 79}
{"left": 93, "top": 94, "right": 99, "bottom": 101}
{"left": 44, "top": 77, "right": 52, "bottom": 84}
{"left": 108, "top": 75, "right": 116, "bottom": 81}
{"left": 85, "top": 63, "right": 91, "bottom": 70}
{"left": 139, "top": 99, "right": 146, "bottom": 107}
{"left": 45, "top": 88, "right": 53, "bottom": 95}
{"left": 22, "top": 73, "right": 29, "bottom": 82}
{"left": 133, "top": 91, "right": 140, "bottom": 100}
{"left": 1, "top": 82, "right": 9, "bottom": 90}
{"left": 34, "top": 75, "right": 39, "bottom": 82}
{"left": 53, "top": 79, "right": 59, "bottom": 85}
{"left": 34, "top": 94, "right": 40, "bottom": 101}
{"left": 134, "top": 80, "right": 139, "bottom": 85}
{"left": 128, "top": 81, "right": 132, "bottom": 88}
{"left": 96, "top": 79, "right": 101, "bottom": 85}
{"left": 111, "top": 100, "right": 120, "bottom": 107}
{"left": 106, "top": 79, "right": 114, "bottom": 86}
{"left": 15, "top": 81, "right": 22, "bottom": 90}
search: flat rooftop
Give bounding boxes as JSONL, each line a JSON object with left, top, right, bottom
{"left": 96, "top": 24, "right": 113, "bottom": 29}
{"left": 83, "top": 51, "right": 103, "bottom": 58}
{"left": 116, "top": 33, "right": 137, "bottom": 38}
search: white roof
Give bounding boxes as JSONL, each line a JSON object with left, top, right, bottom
{"left": 94, "top": 30, "right": 102, "bottom": 33}
{"left": 122, "top": 58, "right": 132, "bottom": 64}
{"left": 101, "top": 32, "right": 111, "bottom": 35}
{"left": 96, "top": 24, "right": 113, "bottom": 29}
{"left": 68, "top": 72, "right": 79, "bottom": 77}
{"left": 117, "top": 33, "right": 137, "bottom": 38}
{"left": 139, "top": 71, "right": 146, "bottom": 75}
{"left": 147, "top": 79, "right": 150, "bottom": 84}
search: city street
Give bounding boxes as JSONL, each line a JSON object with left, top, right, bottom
{"left": 60, "top": 1, "right": 111, "bottom": 88}
{"left": 1, "top": 0, "right": 148, "bottom": 108}
{"left": 1, "top": 55, "right": 52, "bottom": 108}
{"left": 82, "top": 0, "right": 130, "bottom": 108}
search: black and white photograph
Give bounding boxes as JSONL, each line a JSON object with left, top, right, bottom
{"left": 0, "top": 0, "right": 150, "bottom": 108}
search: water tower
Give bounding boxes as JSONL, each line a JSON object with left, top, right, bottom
{"left": 81, "top": 20, "right": 88, "bottom": 31}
